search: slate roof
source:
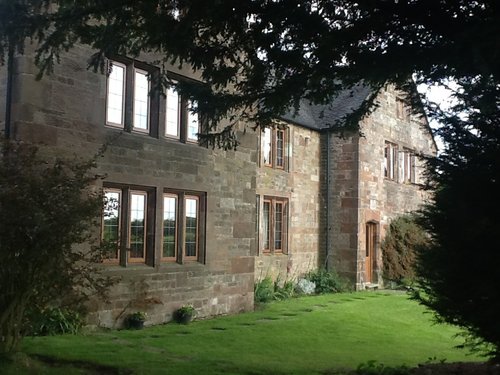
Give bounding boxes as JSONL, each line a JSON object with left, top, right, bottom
{"left": 279, "top": 83, "right": 374, "bottom": 131}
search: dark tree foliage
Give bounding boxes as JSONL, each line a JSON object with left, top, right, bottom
{"left": 0, "top": 1, "right": 498, "bottom": 147}
{"left": 0, "top": 0, "right": 499, "bottom": 359}
{"left": 0, "top": 140, "right": 111, "bottom": 355}
{"left": 414, "top": 76, "right": 500, "bottom": 360}
{"left": 381, "top": 215, "right": 428, "bottom": 284}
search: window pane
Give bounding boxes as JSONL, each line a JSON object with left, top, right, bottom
{"left": 263, "top": 201, "right": 270, "bottom": 250}
{"left": 185, "top": 198, "right": 198, "bottom": 257}
{"left": 166, "top": 87, "right": 180, "bottom": 137}
{"left": 276, "top": 130, "right": 284, "bottom": 167}
{"left": 130, "top": 192, "right": 146, "bottom": 259}
{"left": 410, "top": 154, "right": 417, "bottom": 183}
{"left": 403, "top": 150, "right": 410, "bottom": 182}
{"left": 283, "top": 202, "right": 288, "bottom": 253}
{"left": 275, "top": 202, "right": 283, "bottom": 250}
{"left": 106, "top": 63, "right": 125, "bottom": 125}
{"left": 163, "top": 195, "right": 177, "bottom": 258}
{"left": 187, "top": 100, "right": 199, "bottom": 141}
{"left": 384, "top": 142, "right": 397, "bottom": 180}
{"left": 133, "top": 70, "right": 149, "bottom": 130}
{"left": 391, "top": 145, "right": 398, "bottom": 180}
{"left": 384, "top": 144, "right": 389, "bottom": 178}
{"left": 103, "top": 190, "right": 121, "bottom": 259}
{"left": 263, "top": 128, "right": 272, "bottom": 165}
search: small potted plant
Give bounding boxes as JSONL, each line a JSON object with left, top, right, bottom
{"left": 124, "top": 311, "right": 147, "bottom": 329}
{"left": 173, "top": 304, "right": 196, "bottom": 324}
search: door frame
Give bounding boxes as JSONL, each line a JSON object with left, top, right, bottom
{"left": 365, "top": 221, "right": 378, "bottom": 284}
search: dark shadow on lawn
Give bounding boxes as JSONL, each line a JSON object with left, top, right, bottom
{"left": 31, "top": 354, "right": 134, "bottom": 375}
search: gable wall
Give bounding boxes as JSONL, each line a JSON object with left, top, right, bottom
{"left": 356, "top": 85, "right": 437, "bottom": 287}
{"left": 9, "top": 44, "right": 258, "bottom": 327}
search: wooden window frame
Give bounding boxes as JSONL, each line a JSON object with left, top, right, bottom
{"left": 101, "top": 184, "right": 156, "bottom": 267}
{"left": 161, "top": 193, "right": 178, "bottom": 262}
{"left": 262, "top": 199, "right": 271, "bottom": 253}
{"left": 105, "top": 61, "right": 126, "bottom": 128}
{"left": 165, "top": 84, "right": 181, "bottom": 139}
{"left": 261, "top": 127, "right": 289, "bottom": 170}
{"left": 185, "top": 100, "right": 200, "bottom": 143}
{"left": 396, "top": 97, "right": 410, "bottom": 121}
{"left": 384, "top": 141, "right": 398, "bottom": 181}
{"left": 259, "top": 196, "right": 288, "bottom": 255}
{"left": 132, "top": 68, "right": 151, "bottom": 134}
{"left": 275, "top": 129, "right": 285, "bottom": 169}
{"left": 101, "top": 188, "right": 122, "bottom": 264}
{"left": 128, "top": 190, "right": 147, "bottom": 263}
{"left": 101, "top": 185, "right": 207, "bottom": 267}
{"left": 402, "top": 148, "right": 417, "bottom": 184}
{"left": 183, "top": 195, "right": 199, "bottom": 260}
{"left": 263, "top": 128, "right": 273, "bottom": 167}
{"left": 163, "top": 84, "right": 201, "bottom": 144}
{"left": 161, "top": 189, "right": 206, "bottom": 264}
{"left": 105, "top": 58, "right": 159, "bottom": 137}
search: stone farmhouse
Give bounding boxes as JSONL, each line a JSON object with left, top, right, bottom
{"left": 0, "top": 44, "right": 436, "bottom": 327}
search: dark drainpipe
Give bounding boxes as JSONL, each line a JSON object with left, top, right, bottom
{"left": 4, "top": 45, "right": 14, "bottom": 139}
{"left": 325, "top": 130, "right": 331, "bottom": 269}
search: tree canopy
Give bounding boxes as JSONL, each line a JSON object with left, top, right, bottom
{"left": 0, "top": 0, "right": 498, "bottom": 147}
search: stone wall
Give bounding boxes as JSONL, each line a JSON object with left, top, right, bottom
{"left": 255, "top": 125, "right": 322, "bottom": 282}
{"left": 8, "top": 44, "right": 258, "bottom": 327}
{"left": 325, "top": 131, "right": 360, "bottom": 283}
{"left": 356, "top": 85, "right": 437, "bottom": 287}
{"left": 325, "top": 85, "right": 436, "bottom": 288}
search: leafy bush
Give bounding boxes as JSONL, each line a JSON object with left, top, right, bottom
{"left": 305, "top": 268, "right": 351, "bottom": 294}
{"left": 254, "top": 277, "right": 275, "bottom": 303}
{"left": 0, "top": 140, "right": 112, "bottom": 354}
{"left": 25, "top": 307, "right": 84, "bottom": 336}
{"left": 381, "top": 215, "right": 429, "bottom": 284}
{"left": 295, "top": 278, "right": 316, "bottom": 295}
{"left": 254, "top": 276, "right": 296, "bottom": 303}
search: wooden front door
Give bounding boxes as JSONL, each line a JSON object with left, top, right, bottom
{"left": 365, "top": 222, "right": 377, "bottom": 283}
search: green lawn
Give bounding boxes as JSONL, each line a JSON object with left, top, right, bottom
{"left": 2, "top": 292, "right": 483, "bottom": 374}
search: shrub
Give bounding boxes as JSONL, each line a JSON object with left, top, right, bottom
{"left": 305, "top": 268, "right": 351, "bottom": 294}
{"left": 0, "top": 140, "right": 112, "bottom": 354}
{"left": 381, "top": 215, "right": 429, "bottom": 284}
{"left": 254, "top": 277, "right": 275, "bottom": 303}
{"left": 254, "top": 276, "right": 296, "bottom": 303}
{"left": 295, "top": 278, "right": 316, "bottom": 295}
{"left": 25, "top": 307, "right": 84, "bottom": 336}
{"left": 274, "top": 280, "right": 295, "bottom": 300}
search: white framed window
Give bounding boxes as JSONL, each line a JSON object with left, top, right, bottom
{"left": 164, "top": 86, "right": 200, "bottom": 143}
{"left": 105, "top": 59, "right": 158, "bottom": 135}
{"left": 186, "top": 100, "right": 199, "bottom": 142}
{"left": 261, "top": 127, "right": 288, "bottom": 170}
{"left": 133, "top": 69, "right": 150, "bottom": 132}
{"left": 106, "top": 62, "right": 126, "bottom": 126}
{"left": 165, "top": 86, "right": 180, "bottom": 138}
